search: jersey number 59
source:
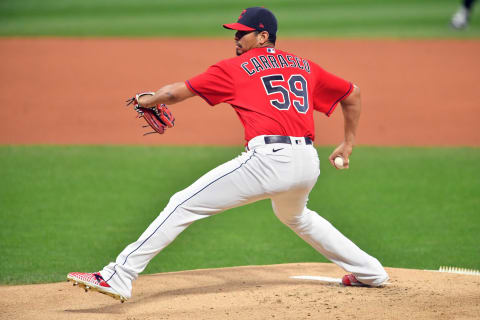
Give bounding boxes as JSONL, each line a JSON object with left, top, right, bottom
{"left": 261, "top": 74, "right": 309, "bottom": 114}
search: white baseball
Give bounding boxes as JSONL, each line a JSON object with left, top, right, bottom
{"left": 334, "top": 156, "right": 345, "bottom": 169}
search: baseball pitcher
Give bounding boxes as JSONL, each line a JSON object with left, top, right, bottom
{"left": 68, "top": 7, "right": 388, "bottom": 302}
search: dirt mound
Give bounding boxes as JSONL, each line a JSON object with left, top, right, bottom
{"left": 1, "top": 263, "right": 479, "bottom": 320}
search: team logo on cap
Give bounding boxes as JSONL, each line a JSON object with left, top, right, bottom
{"left": 259, "top": 23, "right": 265, "bottom": 28}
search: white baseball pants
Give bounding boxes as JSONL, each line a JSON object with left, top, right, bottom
{"left": 100, "top": 136, "right": 388, "bottom": 298}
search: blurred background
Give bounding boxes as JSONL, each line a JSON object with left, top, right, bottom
{"left": 0, "top": 0, "right": 479, "bottom": 37}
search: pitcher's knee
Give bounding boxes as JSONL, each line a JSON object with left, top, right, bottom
{"left": 277, "top": 215, "right": 307, "bottom": 232}
{"left": 167, "top": 191, "right": 199, "bottom": 214}
{"left": 275, "top": 208, "right": 311, "bottom": 229}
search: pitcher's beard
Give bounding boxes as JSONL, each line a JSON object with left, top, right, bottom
{"left": 236, "top": 44, "right": 244, "bottom": 56}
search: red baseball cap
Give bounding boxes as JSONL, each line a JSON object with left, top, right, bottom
{"left": 223, "top": 7, "right": 277, "bottom": 36}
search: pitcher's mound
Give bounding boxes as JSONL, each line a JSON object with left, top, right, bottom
{"left": 1, "top": 263, "right": 479, "bottom": 319}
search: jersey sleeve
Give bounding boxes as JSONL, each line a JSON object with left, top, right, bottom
{"left": 311, "top": 62, "right": 353, "bottom": 116}
{"left": 186, "top": 61, "right": 235, "bottom": 106}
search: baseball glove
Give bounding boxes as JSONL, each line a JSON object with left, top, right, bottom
{"left": 126, "top": 92, "right": 175, "bottom": 135}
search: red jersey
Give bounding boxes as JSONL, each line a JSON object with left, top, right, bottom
{"left": 186, "top": 47, "right": 352, "bottom": 142}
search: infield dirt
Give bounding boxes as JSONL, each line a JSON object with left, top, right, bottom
{"left": 1, "top": 39, "right": 479, "bottom": 319}
{"left": 0, "top": 38, "right": 479, "bottom": 146}
{"left": 1, "top": 263, "right": 480, "bottom": 320}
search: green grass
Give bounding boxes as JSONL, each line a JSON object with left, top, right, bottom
{"left": 0, "top": 0, "right": 479, "bottom": 38}
{"left": 0, "top": 145, "right": 479, "bottom": 284}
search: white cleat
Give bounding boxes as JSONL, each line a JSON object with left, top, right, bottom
{"left": 451, "top": 7, "right": 469, "bottom": 29}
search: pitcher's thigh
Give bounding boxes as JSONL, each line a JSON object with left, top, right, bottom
{"left": 169, "top": 151, "right": 269, "bottom": 215}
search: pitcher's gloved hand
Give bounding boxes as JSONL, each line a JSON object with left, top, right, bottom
{"left": 126, "top": 92, "right": 175, "bottom": 135}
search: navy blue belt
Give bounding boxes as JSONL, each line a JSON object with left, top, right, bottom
{"left": 264, "top": 136, "right": 312, "bottom": 145}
